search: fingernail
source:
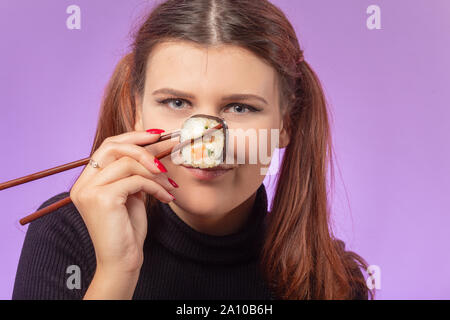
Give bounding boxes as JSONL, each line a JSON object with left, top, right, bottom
{"left": 168, "top": 192, "right": 176, "bottom": 200}
{"left": 168, "top": 178, "right": 179, "bottom": 188}
{"left": 146, "top": 128, "right": 165, "bottom": 134}
{"left": 154, "top": 158, "right": 168, "bottom": 173}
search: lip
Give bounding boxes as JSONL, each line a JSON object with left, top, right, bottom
{"left": 181, "top": 164, "right": 236, "bottom": 180}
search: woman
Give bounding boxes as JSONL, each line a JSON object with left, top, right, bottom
{"left": 12, "top": 0, "right": 373, "bottom": 300}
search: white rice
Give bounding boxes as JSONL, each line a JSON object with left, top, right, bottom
{"left": 179, "top": 117, "right": 224, "bottom": 168}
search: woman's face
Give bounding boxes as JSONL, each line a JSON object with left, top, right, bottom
{"left": 134, "top": 41, "right": 289, "bottom": 218}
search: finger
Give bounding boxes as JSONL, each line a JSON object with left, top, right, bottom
{"left": 105, "top": 129, "right": 166, "bottom": 144}
{"left": 126, "top": 192, "right": 148, "bottom": 242}
{"left": 90, "top": 155, "right": 175, "bottom": 192}
{"left": 104, "top": 174, "right": 175, "bottom": 205}
{"left": 81, "top": 131, "right": 166, "bottom": 182}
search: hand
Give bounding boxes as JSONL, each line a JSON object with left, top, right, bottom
{"left": 69, "top": 130, "right": 177, "bottom": 288}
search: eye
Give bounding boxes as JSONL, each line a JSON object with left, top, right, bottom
{"left": 156, "top": 98, "right": 261, "bottom": 114}
{"left": 224, "top": 103, "right": 260, "bottom": 114}
{"left": 156, "top": 98, "right": 191, "bottom": 110}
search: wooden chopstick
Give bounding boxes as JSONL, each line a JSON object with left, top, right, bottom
{"left": 0, "top": 130, "right": 180, "bottom": 191}
{"left": 17, "top": 148, "right": 173, "bottom": 225}
{"left": 14, "top": 124, "right": 222, "bottom": 225}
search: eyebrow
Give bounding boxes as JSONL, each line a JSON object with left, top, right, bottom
{"left": 152, "top": 88, "right": 268, "bottom": 105}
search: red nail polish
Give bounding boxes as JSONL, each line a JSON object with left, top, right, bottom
{"left": 168, "top": 192, "right": 175, "bottom": 200}
{"left": 168, "top": 178, "right": 179, "bottom": 188}
{"left": 146, "top": 128, "right": 165, "bottom": 134}
{"left": 154, "top": 158, "right": 168, "bottom": 173}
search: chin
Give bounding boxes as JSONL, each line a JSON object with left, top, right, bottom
{"left": 174, "top": 191, "right": 232, "bottom": 216}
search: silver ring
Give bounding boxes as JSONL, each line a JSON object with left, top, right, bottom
{"left": 89, "top": 158, "right": 101, "bottom": 169}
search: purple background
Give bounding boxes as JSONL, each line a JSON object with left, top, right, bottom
{"left": 1, "top": 0, "right": 449, "bottom": 299}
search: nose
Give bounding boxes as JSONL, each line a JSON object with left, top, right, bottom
{"left": 185, "top": 113, "right": 225, "bottom": 125}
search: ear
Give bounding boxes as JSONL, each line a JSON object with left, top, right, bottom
{"left": 278, "top": 118, "right": 290, "bottom": 149}
{"left": 134, "top": 94, "right": 144, "bottom": 131}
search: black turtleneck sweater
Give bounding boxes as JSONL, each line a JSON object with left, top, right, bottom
{"left": 12, "top": 184, "right": 274, "bottom": 300}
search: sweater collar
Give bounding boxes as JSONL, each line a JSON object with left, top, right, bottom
{"left": 148, "top": 184, "right": 269, "bottom": 265}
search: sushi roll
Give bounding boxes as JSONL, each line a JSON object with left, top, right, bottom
{"left": 179, "top": 115, "right": 227, "bottom": 168}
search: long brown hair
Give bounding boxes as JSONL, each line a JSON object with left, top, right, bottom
{"left": 83, "top": 0, "right": 375, "bottom": 299}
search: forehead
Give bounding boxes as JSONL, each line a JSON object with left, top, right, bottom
{"left": 144, "top": 41, "right": 278, "bottom": 102}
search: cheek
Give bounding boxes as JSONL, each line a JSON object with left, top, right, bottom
{"left": 141, "top": 111, "right": 186, "bottom": 158}
{"left": 231, "top": 164, "right": 267, "bottom": 209}
{"left": 142, "top": 108, "right": 186, "bottom": 133}
{"left": 225, "top": 123, "right": 281, "bottom": 166}
{"left": 236, "top": 163, "right": 266, "bottom": 188}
